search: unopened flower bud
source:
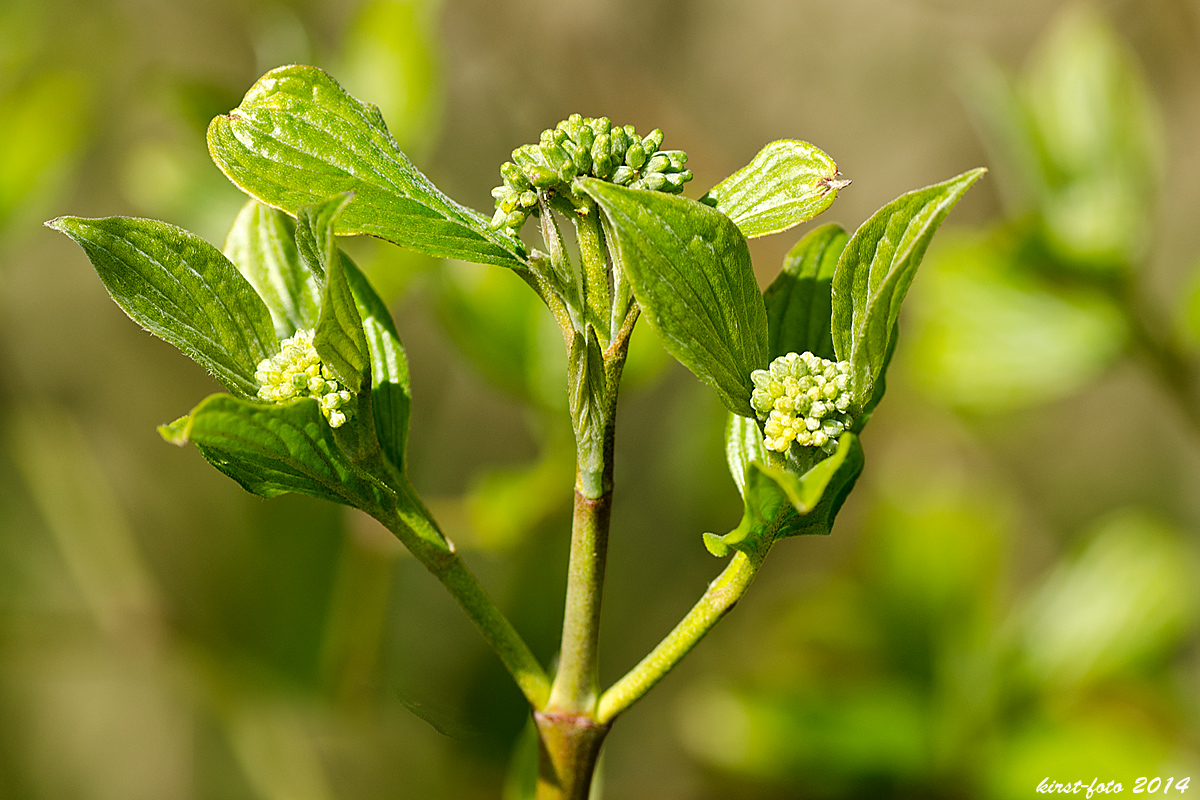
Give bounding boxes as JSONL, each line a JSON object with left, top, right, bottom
{"left": 749, "top": 352, "right": 856, "bottom": 455}
{"left": 255, "top": 329, "right": 355, "bottom": 428}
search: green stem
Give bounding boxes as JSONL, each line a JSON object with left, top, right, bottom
{"left": 378, "top": 486, "right": 551, "bottom": 709}
{"left": 597, "top": 544, "right": 767, "bottom": 724}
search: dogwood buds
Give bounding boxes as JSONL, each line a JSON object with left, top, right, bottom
{"left": 255, "top": 328, "right": 354, "bottom": 428}
{"left": 490, "top": 114, "right": 693, "bottom": 234}
{"left": 750, "top": 352, "right": 855, "bottom": 454}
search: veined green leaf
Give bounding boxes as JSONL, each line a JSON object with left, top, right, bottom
{"left": 224, "top": 199, "right": 319, "bottom": 338}
{"left": 48, "top": 215, "right": 277, "bottom": 398}
{"left": 344, "top": 257, "right": 412, "bottom": 472}
{"left": 831, "top": 169, "right": 985, "bottom": 410}
{"left": 208, "top": 65, "right": 527, "bottom": 269}
{"left": 764, "top": 224, "right": 847, "bottom": 361}
{"left": 297, "top": 191, "right": 353, "bottom": 283}
{"left": 293, "top": 194, "right": 367, "bottom": 392}
{"left": 159, "top": 394, "right": 394, "bottom": 513}
{"left": 708, "top": 433, "right": 863, "bottom": 556}
{"left": 701, "top": 140, "right": 843, "bottom": 239}
{"left": 580, "top": 179, "right": 768, "bottom": 417}
{"left": 567, "top": 329, "right": 607, "bottom": 474}
{"left": 725, "top": 412, "right": 766, "bottom": 500}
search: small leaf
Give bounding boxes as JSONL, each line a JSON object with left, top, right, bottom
{"left": 580, "top": 179, "right": 768, "bottom": 417}
{"left": 725, "top": 412, "right": 766, "bottom": 500}
{"left": 48, "top": 215, "right": 277, "bottom": 398}
{"left": 343, "top": 257, "right": 412, "bottom": 472}
{"left": 567, "top": 329, "right": 608, "bottom": 474}
{"left": 831, "top": 168, "right": 986, "bottom": 410}
{"left": 162, "top": 394, "right": 396, "bottom": 514}
{"left": 701, "top": 140, "right": 844, "bottom": 239}
{"left": 208, "top": 65, "right": 527, "bottom": 269}
{"left": 764, "top": 224, "right": 847, "bottom": 361}
{"left": 299, "top": 195, "right": 370, "bottom": 393}
{"left": 765, "top": 433, "right": 864, "bottom": 540}
{"left": 708, "top": 433, "right": 863, "bottom": 556}
{"left": 296, "top": 191, "right": 353, "bottom": 283}
{"left": 223, "top": 199, "right": 319, "bottom": 338}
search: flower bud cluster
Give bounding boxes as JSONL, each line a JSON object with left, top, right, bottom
{"left": 490, "top": 114, "right": 693, "bottom": 234}
{"left": 750, "top": 352, "right": 855, "bottom": 454}
{"left": 255, "top": 328, "right": 354, "bottom": 428}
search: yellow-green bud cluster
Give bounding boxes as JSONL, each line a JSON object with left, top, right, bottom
{"left": 255, "top": 329, "right": 354, "bottom": 428}
{"left": 750, "top": 352, "right": 855, "bottom": 454}
{"left": 490, "top": 114, "right": 693, "bottom": 233}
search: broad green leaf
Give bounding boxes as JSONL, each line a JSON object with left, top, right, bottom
{"left": 344, "top": 256, "right": 412, "bottom": 472}
{"left": 159, "top": 394, "right": 394, "bottom": 514}
{"left": 701, "top": 140, "right": 843, "bottom": 239}
{"left": 299, "top": 196, "right": 369, "bottom": 393}
{"left": 831, "top": 169, "right": 985, "bottom": 410}
{"left": 224, "top": 199, "right": 319, "bottom": 338}
{"left": 296, "top": 192, "right": 353, "bottom": 283}
{"left": 208, "top": 65, "right": 527, "bottom": 269}
{"left": 48, "top": 215, "right": 277, "bottom": 398}
{"left": 907, "top": 234, "right": 1125, "bottom": 412}
{"left": 580, "top": 179, "right": 768, "bottom": 417}
{"left": 707, "top": 433, "right": 863, "bottom": 556}
{"left": 764, "top": 224, "right": 847, "bottom": 361}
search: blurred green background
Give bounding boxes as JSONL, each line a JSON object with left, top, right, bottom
{"left": 3, "top": 0, "right": 1200, "bottom": 797}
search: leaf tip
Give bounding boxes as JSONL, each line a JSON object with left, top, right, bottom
{"left": 702, "top": 532, "right": 731, "bottom": 557}
{"left": 158, "top": 415, "right": 193, "bottom": 446}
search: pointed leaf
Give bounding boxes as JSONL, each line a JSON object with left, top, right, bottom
{"left": 567, "top": 329, "right": 608, "bottom": 474}
{"left": 707, "top": 433, "right": 863, "bottom": 556}
{"left": 296, "top": 195, "right": 370, "bottom": 392}
{"left": 48, "top": 215, "right": 277, "bottom": 398}
{"left": 223, "top": 199, "right": 319, "bottom": 338}
{"left": 296, "top": 191, "right": 353, "bottom": 283}
{"left": 701, "top": 140, "right": 844, "bottom": 238}
{"left": 831, "top": 168, "right": 986, "bottom": 409}
{"left": 764, "top": 224, "right": 847, "bottom": 361}
{"left": 344, "top": 257, "right": 412, "bottom": 472}
{"left": 725, "top": 412, "right": 766, "bottom": 500}
{"left": 580, "top": 179, "right": 768, "bottom": 417}
{"left": 160, "top": 394, "right": 395, "bottom": 513}
{"left": 207, "top": 65, "right": 527, "bottom": 269}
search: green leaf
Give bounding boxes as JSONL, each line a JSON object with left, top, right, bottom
{"left": 701, "top": 140, "right": 844, "bottom": 238}
{"left": 48, "top": 215, "right": 277, "bottom": 398}
{"left": 567, "top": 329, "right": 608, "bottom": 474}
{"left": 707, "top": 433, "right": 863, "bottom": 556}
{"left": 580, "top": 179, "right": 768, "bottom": 417}
{"left": 768, "top": 433, "right": 864, "bottom": 540}
{"left": 764, "top": 224, "right": 847, "bottom": 361}
{"left": 223, "top": 199, "right": 319, "bottom": 338}
{"left": 298, "top": 196, "right": 369, "bottom": 393}
{"left": 159, "top": 394, "right": 395, "bottom": 514}
{"left": 831, "top": 168, "right": 986, "bottom": 410}
{"left": 725, "top": 412, "right": 766, "bottom": 500}
{"left": 296, "top": 191, "right": 353, "bottom": 283}
{"left": 343, "top": 256, "right": 412, "bottom": 472}
{"left": 207, "top": 65, "right": 527, "bottom": 269}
